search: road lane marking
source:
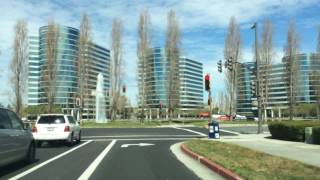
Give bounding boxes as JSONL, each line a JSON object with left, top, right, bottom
{"left": 172, "top": 127, "right": 207, "bottom": 136}
{"left": 89, "top": 138, "right": 201, "bottom": 141}
{"left": 121, "top": 143, "right": 154, "bottom": 148}
{"left": 78, "top": 140, "right": 117, "bottom": 180}
{"left": 82, "top": 135, "right": 202, "bottom": 138}
{"left": 219, "top": 129, "right": 241, "bottom": 135}
{"left": 9, "top": 140, "right": 93, "bottom": 180}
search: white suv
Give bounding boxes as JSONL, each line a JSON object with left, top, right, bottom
{"left": 32, "top": 114, "right": 81, "bottom": 147}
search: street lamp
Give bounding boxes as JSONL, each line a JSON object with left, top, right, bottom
{"left": 251, "top": 22, "right": 263, "bottom": 134}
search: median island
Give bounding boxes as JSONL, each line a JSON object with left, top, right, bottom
{"left": 184, "top": 140, "right": 320, "bottom": 180}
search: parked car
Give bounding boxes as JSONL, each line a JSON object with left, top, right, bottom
{"left": 218, "top": 115, "right": 231, "bottom": 121}
{"left": 234, "top": 114, "right": 247, "bottom": 120}
{"left": 32, "top": 114, "right": 81, "bottom": 147}
{"left": 247, "top": 116, "right": 259, "bottom": 121}
{"left": 0, "top": 108, "right": 36, "bottom": 167}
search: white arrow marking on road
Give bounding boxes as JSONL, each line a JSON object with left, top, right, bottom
{"left": 121, "top": 143, "right": 155, "bottom": 148}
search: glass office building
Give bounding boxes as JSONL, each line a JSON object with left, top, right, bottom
{"left": 27, "top": 26, "right": 110, "bottom": 120}
{"left": 236, "top": 53, "right": 320, "bottom": 117}
{"left": 138, "top": 47, "right": 203, "bottom": 117}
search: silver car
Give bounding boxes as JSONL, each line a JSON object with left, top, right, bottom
{"left": 0, "top": 108, "right": 36, "bottom": 167}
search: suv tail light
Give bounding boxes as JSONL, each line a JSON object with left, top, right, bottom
{"left": 64, "top": 125, "right": 70, "bottom": 132}
{"left": 32, "top": 126, "right": 37, "bottom": 133}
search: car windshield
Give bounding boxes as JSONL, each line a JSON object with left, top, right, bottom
{"left": 38, "top": 116, "right": 65, "bottom": 124}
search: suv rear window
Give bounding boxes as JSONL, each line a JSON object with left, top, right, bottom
{"left": 38, "top": 116, "right": 65, "bottom": 124}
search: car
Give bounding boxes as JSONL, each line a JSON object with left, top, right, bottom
{"left": 0, "top": 108, "right": 36, "bottom": 167}
{"left": 32, "top": 114, "right": 81, "bottom": 147}
{"left": 234, "top": 114, "right": 247, "bottom": 120}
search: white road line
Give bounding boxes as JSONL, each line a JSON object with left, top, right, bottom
{"left": 219, "top": 129, "right": 241, "bottom": 135}
{"left": 90, "top": 138, "right": 201, "bottom": 141}
{"left": 9, "top": 140, "right": 92, "bottom": 180}
{"left": 78, "top": 140, "right": 117, "bottom": 180}
{"left": 82, "top": 135, "right": 201, "bottom": 138}
{"left": 172, "top": 127, "right": 207, "bottom": 137}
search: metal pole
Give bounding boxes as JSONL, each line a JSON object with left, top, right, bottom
{"left": 209, "top": 89, "right": 212, "bottom": 123}
{"left": 254, "top": 22, "right": 263, "bottom": 134}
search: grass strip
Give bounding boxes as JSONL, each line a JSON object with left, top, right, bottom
{"left": 184, "top": 140, "right": 320, "bottom": 180}
{"left": 81, "top": 120, "right": 170, "bottom": 128}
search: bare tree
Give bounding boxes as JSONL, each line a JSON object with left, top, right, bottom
{"left": 165, "top": 10, "right": 181, "bottom": 121}
{"left": 317, "top": 25, "right": 320, "bottom": 53}
{"left": 10, "top": 20, "right": 28, "bottom": 116}
{"left": 260, "top": 20, "right": 273, "bottom": 121}
{"left": 137, "top": 10, "right": 151, "bottom": 121}
{"left": 314, "top": 27, "right": 320, "bottom": 120}
{"left": 77, "top": 13, "right": 91, "bottom": 121}
{"left": 43, "top": 19, "right": 59, "bottom": 113}
{"left": 284, "top": 21, "right": 299, "bottom": 120}
{"left": 110, "top": 18, "right": 123, "bottom": 121}
{"left": 224, "top": 16, "right": 241, "bottom": 120}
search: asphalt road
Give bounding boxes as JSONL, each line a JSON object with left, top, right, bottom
{"left": 222, "top": 125, "right": 269, "bottom": 134}
{"left": 0, "top": 127, "right": 236, "bottom": 180}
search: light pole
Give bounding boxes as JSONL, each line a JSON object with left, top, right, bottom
{"left": 251, "top": 22, "right": 263, "bottom": 134}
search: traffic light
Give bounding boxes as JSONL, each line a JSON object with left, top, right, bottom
{"left": 204, "top": 74, "right": 210, "bottom": 91}
{"left": 227, "top": 57, "right": 233, "bottom": 71}
{"left": 217, "top": 60, "right": 222, "bottom": 73}
{"left": 122, "top": 85, "right": 126, "bottom": 93}
{"left": 251, "top": 80, "right": 256, "bottom": 97}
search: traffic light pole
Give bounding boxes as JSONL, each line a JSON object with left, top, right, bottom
{"left": 253, "top": 22, "right": 263, "bottom": 134}
{"left": 205, "top": 74, "right": 212, "bottom": 123}
{"left": 209, "top": 89, "right": 212, "bottom": 123}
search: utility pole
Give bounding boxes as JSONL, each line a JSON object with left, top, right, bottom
{"left": 252, "top": 22, "right": 263, "bottom": 134}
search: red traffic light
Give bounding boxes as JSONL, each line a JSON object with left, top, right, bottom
{"left": 205, "top": 74, "right": 210, "bottom": 81}
{"left": 204, "top": 74, "right": 210, "bottom": 91}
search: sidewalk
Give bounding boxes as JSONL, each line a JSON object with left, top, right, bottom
{"left": 219, "top": 133, "right": 320, "bottom": 167}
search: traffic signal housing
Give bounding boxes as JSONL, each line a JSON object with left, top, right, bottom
{"left": 204, "top": 74, "right": 210, "bottom": 91}
{"left": 122, "top": 85, "right": 126, "bottom": 93}
{"left": 251, "top": 80, "right": 256, "bottom": 97}
{"left": 217, "top": 60, "right": 222, "bottom": 73}
{"left": 227, "top": 57, "right": 233, "bottom": 71}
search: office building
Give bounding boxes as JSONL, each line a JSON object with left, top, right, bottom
{"left": 236, "top": 53, "right": 320, "bottom": 118}
{"left": 27, "top": 25, "right": 110, "bottom": 119}
{"left": 138, "top": 47, "right": 203, "bottom": 117}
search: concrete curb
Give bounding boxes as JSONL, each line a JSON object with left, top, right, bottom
{"left": 180, "top": 144, "right": 243, "bottom": 180}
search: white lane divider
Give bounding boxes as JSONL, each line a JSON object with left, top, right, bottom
{"left": 78, "top": 140, "right": 117, "bottom": 180}
{"left": 172, "top": 127, "right": 207, "bottom": 137}
{"left": 82, "top": 134, "right": 202, "bottom": 138}
{"left": 9, "top": 140, "right": 93, "bottom": 180}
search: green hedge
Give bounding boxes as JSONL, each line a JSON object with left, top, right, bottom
{"left": 268, "top": 121, "right": 320, "bottom": 142}
{"left": 313, "top": 126, "right": 320, "bottom": 144}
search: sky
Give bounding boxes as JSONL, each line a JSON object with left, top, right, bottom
{"left": 0, "top": 0, "right": 319, "bottom": 106}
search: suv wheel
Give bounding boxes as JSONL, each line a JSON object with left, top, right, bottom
{"left": 36, "top": 141, "right": 42, "bottom": 148}
{"left": 66, "top": 133, "right": 74, "bottom": 147}
{"left": 76, "top": 131, "right": 81, "bottom": 143}
{"left": 25, "top": 142, "right": 36, "bottom": 163}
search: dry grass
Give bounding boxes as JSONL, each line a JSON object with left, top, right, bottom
{"left": 185, "top": 140, "right": 320, "bottom": 180}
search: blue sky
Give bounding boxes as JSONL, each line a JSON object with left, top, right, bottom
{"left": 0, "top": 0, "right": 319, "bottom": 106}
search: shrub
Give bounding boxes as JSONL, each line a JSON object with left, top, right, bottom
{"left": 268, "top": 121, "right": 320, "bottom": 142}
{"left": 313, "top": 126, "right": 320, "bottom": 144}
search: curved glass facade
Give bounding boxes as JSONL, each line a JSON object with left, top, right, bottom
{"left": 236, "top": 53, "right": 320, "bottom": 117}
{"left": 138, "top": 47, "right": 203, "bottom": 117}
{"left": 28, "top": 26, "right": 110, "bottom": 120}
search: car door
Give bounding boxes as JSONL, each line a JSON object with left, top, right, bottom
{"left": 6, "top": 110, "right": 30, "bottom": 159}
{"left": 0, "top": 109, "right": 18, "bottom": 166}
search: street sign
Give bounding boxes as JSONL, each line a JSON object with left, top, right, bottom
{"left": 121, "top": 143, "right": 155, "bottom": 148}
